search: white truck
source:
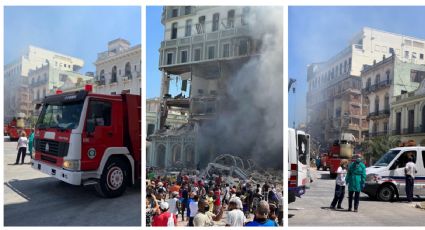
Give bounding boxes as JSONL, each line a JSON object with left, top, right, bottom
{"left": 288, "top": 128, "right": 310, "bottom": 203}
{"left": 363, "top": 146, "right": 425, "bottom": 201}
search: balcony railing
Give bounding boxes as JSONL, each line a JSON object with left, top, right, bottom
{"left": 392, "top": 127, "right": 425, "bottom": 135}
{"left": 363, "top": 80, "right": 391, "bottom": 94}
{"left": 368, "top": 109, "right": 390, "bottom": 119}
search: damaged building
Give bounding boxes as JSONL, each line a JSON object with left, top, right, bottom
{"left": 307, "top": 27, "right": 425, "bottom": 147}
{"left": 147, "top": 6, "right": 282, "bottom": 169}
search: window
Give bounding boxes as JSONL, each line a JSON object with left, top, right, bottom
{"left": 208, "top": 46, "right": 215, "bottom": 59}
{"left": 422, "top": 151, "right": 425, "bottom": 168}
{"left": 384, "top": 94, "right": 390, "bottom": 111}
{"left": 336, "top": 66, "right": 339, "bottom": 76}
{"left": 111, "top": 66, "right": 117, "bottom": 83}
{"left": 197, "top": 16, "right": 205, "bottom": 34}
{"left": 181, "top": 50, "right": 188, "bottom": 63}
{"left": 392, "top": 151, "right": 416, "bottom": 169}
{"left": 227, "top": 10, "right": 235, "bottom": 28}
{"left": 405, "top": 51, "right": 409, "bottom": 58}
{"left": 147, "top": 124, "right": 155, "bottom": 136}
{"left": 344, "top": 60, "right": 347, "bottom": 73}
{"left": 212, "top": 13, "right": 219, "bottom": 32}
{"left": 223, "top": 44, "right": 230, "bottom": 58}
{"left": 374, "top": 96, "right": 379, "bottom": 113}
{"left": 184, "top": 6, "right": 191, "bottom": 15}
{"left": 386, "top": 70, "right": 390, "bottom": 82}
{"left": 171, "top": 22, "right": 178, "bottom": 39}
{"left": 375, "top": 74, "right": 380, "bottom": 84}
{"left": 125, "top": 62, "right": 132, "bottom": 79}
{"left": 171, "top": 8, "right": 178, "bottom": 18}
{"left": 241, "top": 7, "right": 250, "bottom": 25}
{"left": 167, "top": 53, "right": 173, "bottom": 65}
{"left": 396, "top": 112, "right": 401, "bottom": 134}
{"left": 99, "top": 70, "right": 105, "bottom": 84}
{"left": 408, "top": 109, "right": 414, "bottom": 133}
{"left": 86, "top": 100, "right": 112, "bottom": 127}
{"left": 239, "top": 39, "right": 248, "bottom": 56}
{"left": 340, "top": 63, "right": 343, "bottom": 74}
{"left": 185, "top": 20, "right": 192, "bottom": 37}
{"left": 111, "top": 92, "right": 116, "bottom": 95}
{"left": 410, "top": 70, "right": 425, "bottom": 83}
{"left": 420, "top": 53, "right": 424, "bottom": 60}
{"left": 389, "top": 47, "right": 395, "bottom": 54}
{"left": 412, "top": 52, "right": 417, "bottom": 59}
{"left": 193, "top": 49, "right": 201, "bottom": 61}
{"left": 384, "top": 122, "right": 388, "bottom": 132}
{"left": 121, "top": 89, "right": 130, "bottom": 94}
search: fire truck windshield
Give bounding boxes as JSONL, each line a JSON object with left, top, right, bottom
{"left": 36, "top": 102, "right": 84, "bottom": 130}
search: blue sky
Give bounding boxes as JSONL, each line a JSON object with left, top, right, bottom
{"left": 146, "top": 6, "right": 163, "bottom": 99}
{"left": 4, "top": 6, "right": 141, "bottom": 74}
{"left": 289, "top": 6, "right": 425, "bottom": 128}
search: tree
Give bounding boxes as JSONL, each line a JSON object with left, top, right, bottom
{"left": 363, "top": 135, "right": 400, "bottom": 165}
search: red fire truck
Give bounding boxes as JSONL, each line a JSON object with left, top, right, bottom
{"left": 31, "top": 86, "right": 141, "bottom": 198}
{"left": 4, "top": 115, "right": 31, "bottom": 141}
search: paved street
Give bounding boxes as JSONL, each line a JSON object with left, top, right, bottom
{"left": 3, "top": 140, "right": 141, "bottom": 226}
{"left": 289, "top": 169, "right": 425, "bottom": 226}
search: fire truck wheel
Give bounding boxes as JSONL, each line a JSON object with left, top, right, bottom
{"left": 377, "top": 184, "right": 394, "bottom": 202}
{"left": 96, "top": 158, "right": 128, "bottom": 198}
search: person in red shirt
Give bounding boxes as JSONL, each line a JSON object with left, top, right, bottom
{"left": 152, "top": 202, "right": 177, "bottom": 226}
{"left": 213, "top": 186, "right": 221, "bottom": 214}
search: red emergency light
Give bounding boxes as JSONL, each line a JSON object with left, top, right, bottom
{"left": 85, "top": 84, "right": 93, "bottom": 92}
{"left": 56, "top": 90, "right": 63, "bottom": 94}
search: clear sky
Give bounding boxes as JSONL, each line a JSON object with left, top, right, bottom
{"left": 4, "top": 6, "right": 141, "bottom": 74}
{"left": 146, "top": 6, "right": 163, "bottom": 99}
{"left": 288, "top": 6, "right": 425, "bottom": 128}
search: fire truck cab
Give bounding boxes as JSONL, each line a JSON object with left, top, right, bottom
{"left": 31, "top": 88, "right": 141, "bottom": 198}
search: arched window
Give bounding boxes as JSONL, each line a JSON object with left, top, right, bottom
{"left": 375, "top": 74, "right": 380, "bottom": 85}
{"left": 375, "top": 96, "right": 379, "bottom": 114}
{"left": 384, "top": 94, "right": 390, "bottom": 111}
{"left": 125, "top": 62, "right": 132, "bottom": 79}
{"left": 227, "top": 10, "right": 235, "bottom": 28}
{"left": 111, "top": 66, "right": 117, "bottom": 83}
{"left": 99, "top": 70, "right": 105, "bottom": 85}
{"left": 156, "top": 144, "right": 166, "bottom": 168}
{"left": 172, "top": 144, "right": 182, "bottom": 164}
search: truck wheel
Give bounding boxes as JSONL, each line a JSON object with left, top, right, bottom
{"left": 95, "top": 158, "right": 128, "bottom": 198}
{"left": 377, "top": 184, "right": 394, "bottom": 202}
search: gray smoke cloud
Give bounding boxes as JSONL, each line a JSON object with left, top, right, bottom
{"left": 197, "top": 7, "right": 283, "bottom": 169}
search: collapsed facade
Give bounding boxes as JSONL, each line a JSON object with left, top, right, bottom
{"left": 147, "top": 6, "right": 267, "bottom": 169}
{"left": 307, "top": 27, "right": 425, "bottom": 147}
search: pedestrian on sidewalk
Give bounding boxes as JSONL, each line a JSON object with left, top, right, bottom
{"left": 405, "top": 154, "right": 417, "bottom": 203}
{"left": 345, "top": 156, "right": 366, "bottom": 212}
{"left": 28, "top": 129, "right": 35, "bottom": 159}
{"left": 330, "top": 159, "right": 348, "bottom": 210}
{"left": 15, "top": 132, "right": 28, "bottom": 164}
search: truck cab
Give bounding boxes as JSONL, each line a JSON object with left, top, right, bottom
{"left": 288, "top": 128, "right": 310, "bottom": 203}
{"left": 31, "top": 88, "right": 141, "bottom": 197}
{"left": 363, "top": 146, "right": 425, "bottom": 201}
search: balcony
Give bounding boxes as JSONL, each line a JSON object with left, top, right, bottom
{"left": 367, "top": 109, "right": 390, "bottom": 119}
{"left": 363, "top": 80, "right": 391, "bottom": 94}
{"left": 392, "top": 127, "right": 425, "bottom": 135}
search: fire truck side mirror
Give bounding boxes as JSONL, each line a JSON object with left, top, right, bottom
{"left": 86, "top": 120, "right": 95, "bottom": 134}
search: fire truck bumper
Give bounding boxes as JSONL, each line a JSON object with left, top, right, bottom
{"left": 31, "top": 159, "right": 82, "bottom": 186}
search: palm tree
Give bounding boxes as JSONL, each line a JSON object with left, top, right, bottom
{"left": 363, "top": 135, "right": 400, "bottom": 165}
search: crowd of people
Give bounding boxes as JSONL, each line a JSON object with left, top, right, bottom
{"left": 146, "top": 170, "right": 283, "bottom": 227}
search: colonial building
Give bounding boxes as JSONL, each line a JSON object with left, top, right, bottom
{"left": 28, "top": 63, "right": 92, "bottom": 110}
{"left": 94, "top": 39, "right": 141, "bottom": 95}
{"left": 4, "top": 46, "right": 83, "bottom": 122}
{"left": 149, "top": 6, "right": 264, "bottom": 168}
{"left": 307, "top": 27, "right": 425, "bottom": 146}
{"left": 391, "top": 79, "right": 425, "bottom": 145}
{"left": 361, "top": 54, "right": 425, "bottom": 138}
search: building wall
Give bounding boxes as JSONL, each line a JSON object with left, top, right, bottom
{"left": 94, "top": 40, "right": 141, "bottom": 95}
{"left": 4, "top": 46, "right": 84, "bottom": 121}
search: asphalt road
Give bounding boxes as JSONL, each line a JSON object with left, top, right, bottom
{"left": 3, "top": 140, "right": 141, "bottom": 226}
{"left": 289, "top": 169, "right": 425, "bottom": 226}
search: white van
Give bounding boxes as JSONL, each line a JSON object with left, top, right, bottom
{"left": 288, "top": 128, "right": 310, "bottom": 203}
{"left": 363, "top": 146, "right": 425, "bottom": 201}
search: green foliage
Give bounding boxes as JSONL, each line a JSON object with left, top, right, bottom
{"left": 363, "top": 135, "right": 400, "bottom": 164}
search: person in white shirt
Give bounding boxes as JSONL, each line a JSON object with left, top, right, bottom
{"left": 330, "top": 159, "right": 348, "bottom": 209}
{"left": 167, "top": 191, "right": 179, "bottom": 215}
{"left": 188, "top": 194, "right": 199, "bottom": 226}
{"left": 405, "top": 154, "right": 417, "bottom": 202}
{"left": 226, "top": 198, "right": 246, "bottom": 226}
{"left": 15, "top": 132, "right": 29, "bottom": 164}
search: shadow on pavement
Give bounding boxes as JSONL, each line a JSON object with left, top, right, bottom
{"left": 4, "top": 177, "right": 141, "bottom": 226}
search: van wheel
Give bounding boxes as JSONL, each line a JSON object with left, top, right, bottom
{"left": 95, "top": 158, "right": 128, "bottom": 198}
{"left": 377, "top": 184, "right": 394, "bottom": 202}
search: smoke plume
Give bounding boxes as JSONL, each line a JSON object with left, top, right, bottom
{"left": 197, "top": 7, "right": 283, "bottom": 169}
